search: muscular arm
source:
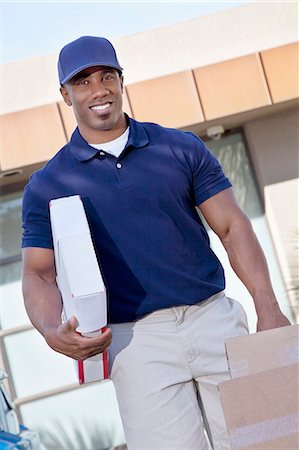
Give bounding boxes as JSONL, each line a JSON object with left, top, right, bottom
{"left": 22, "top": 247, "right": 112, "bottom": 359}
{"left": 199, "top": 188, "right": 291, "bottom": 331}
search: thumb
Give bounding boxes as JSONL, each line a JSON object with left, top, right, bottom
{"left": 66, "top": 316, "right": 79, "bottom": 331}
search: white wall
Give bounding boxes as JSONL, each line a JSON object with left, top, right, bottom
{"left": 265, "top": 179, "right": 299, "bottom": 323}
{"left": 244, "top": 108, "right": 299, "bottom": 323}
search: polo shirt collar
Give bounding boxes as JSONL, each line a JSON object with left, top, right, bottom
{"left": 69, "top": 129, "right": 98, "bottom": 161}
{"left": 126, "top": 116, "right": 149, "bottom": 150}
{"left": 69, "top": 114, "right": 149, "bottom": 162}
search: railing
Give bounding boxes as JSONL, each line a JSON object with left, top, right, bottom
{"left": 0, "top": 322, "right": 92, "bottom": 421}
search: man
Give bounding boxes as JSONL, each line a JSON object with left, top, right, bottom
{"left": 22, "top": 36, "right": 290, "bottom": 450}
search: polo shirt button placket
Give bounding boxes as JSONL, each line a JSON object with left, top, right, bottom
{"left": 116, "top": 162, "right": 122, "bottom": 169}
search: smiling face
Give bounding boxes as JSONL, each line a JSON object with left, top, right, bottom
{"left": 60, "top": 66, "right": 127, "bottom": 143}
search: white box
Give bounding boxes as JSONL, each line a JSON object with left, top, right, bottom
{"left": 49, "top": 195, "right": 108, "bottom": 384}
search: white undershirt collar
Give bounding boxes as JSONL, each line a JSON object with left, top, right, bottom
{"left": 89, "top": 127, "right": 130, "bottom": 158}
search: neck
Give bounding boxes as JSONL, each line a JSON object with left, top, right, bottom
{"left": 79, "top": 113, "right": 127, "bottom": 144}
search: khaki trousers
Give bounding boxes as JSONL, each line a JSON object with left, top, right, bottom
{"left": 109, "top": 292, "right": 249, "bottom": 450}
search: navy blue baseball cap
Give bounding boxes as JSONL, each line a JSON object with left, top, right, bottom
{"left": 58, "top": 36, "right": 123, "bottom": 85}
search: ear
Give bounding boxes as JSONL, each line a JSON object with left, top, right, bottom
{"left": 60, "top": 86, "right": 72, "bottom": 106}
{"left": 119, "top": 75, "right": 124, "bottom": 93}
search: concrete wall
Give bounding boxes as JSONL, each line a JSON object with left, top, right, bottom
{"left": 2, "top": 2, "right": 298, "bottom": 115}
{"left": 244, "top": 108, "right": 299, "bottom": 321}
{"left": 116, "top": 2, "right": 297, "bottom": 83}
{"left": 244, "top": 107, "right": 299, "bottom": 191}
{"left": 2, "top": 42, "right": 298, "bottom": 172}
{"left": 265, "top": 179, "right": 299, "bottom": 322}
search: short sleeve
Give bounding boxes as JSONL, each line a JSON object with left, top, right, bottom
{"left": 22, "top": 181, "right": 53, "bottom": 249}
{"left": 186, "top": 133, "right": 232, "bottom": 205}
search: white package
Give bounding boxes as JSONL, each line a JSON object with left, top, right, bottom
{"left": 49, "top": 195, "right": 108, "bottom": 383}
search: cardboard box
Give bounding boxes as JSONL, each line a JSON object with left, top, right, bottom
{"left": 225, "top": 324, "right": 299, "bottom": 378}
{"left": 219, "top": 325, "right": 299, "bottom": 449}
{"left": 219, "top": 364, "right": 299, "bottom": 450}
{"left": 49, "top": 195, "right": 108, "bottom": 384}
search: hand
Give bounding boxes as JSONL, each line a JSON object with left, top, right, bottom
{"left": 44, "top": 316, "right": 112, "bottom": 360}
{"left": 256, "top": 303, "right": 291, "bottom": 332}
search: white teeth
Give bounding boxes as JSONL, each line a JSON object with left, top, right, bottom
{"left": 91, "top": 103, "right": 110, "bottom": 111}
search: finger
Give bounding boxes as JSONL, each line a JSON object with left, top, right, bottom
{"left": 80, "top": 334, "right": 112, "bottom": 350}
{"left": 58, "top": 327, "right": 112, "bottom": 358}
{"left": 79, "top": 327, "right": 112, "bottom": 342}
{"left": 73, "top": 341, "right": 110, "bottom": 360}
{"left": 80, "top": 345, "right": 110, "bottom": 360}
{"left": 77, "top": 334, "right": 112, "bottom": 352}
{"left": 83, "top": 327, "right": 112, "bottom": 336}
{"left": 76, "top": 332, "right": 112, "bottom": 353}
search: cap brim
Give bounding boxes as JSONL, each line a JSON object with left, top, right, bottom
{"left": 61, "top": 62, "right": 123, "bottom": 85}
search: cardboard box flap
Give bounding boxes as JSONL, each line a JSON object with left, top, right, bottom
{"left": 219, "top": 364, "right": 299, "bottom": 449}
{"left": 225, "top": 325, "right": 299, "bottom": 378}
{"left": 58, "top": 233, "right": 105, "bottom": 297}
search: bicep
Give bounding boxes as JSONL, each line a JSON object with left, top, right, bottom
{"left": 198, "top": 188, "right": 250, "bottom": 240}
{"left": 22, "top": 247, "right": 56, "bottom": 282}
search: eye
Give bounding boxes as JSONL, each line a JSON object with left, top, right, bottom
{"left": 72, "top": 77, "right": 89, "bottom": 86}
{"left": 78, "top": 79, "right": 89, "bottom": 85}
{"left": 103, "top": 74, "right": 115, "bottom": 81}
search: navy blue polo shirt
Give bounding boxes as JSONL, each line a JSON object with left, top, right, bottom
{"left": 22, "top": 117, "right": 231, "bottom": 323}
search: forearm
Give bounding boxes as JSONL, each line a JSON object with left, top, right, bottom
{"left": 22, "top": 247, "right": 112, "bottom": 359}
{"left": 22, "top": 272, "right": 112, "bottom": 359}
{"left": 221, "top": 215, "right": 278, "bottom": 314}
{"left": 22, "top": 273, "right": 63, "bottom": 338}
{"left": 199, "top": 189, "right": 290, "bottom": 329}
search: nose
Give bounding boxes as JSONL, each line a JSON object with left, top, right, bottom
{"left": 90, "top": 78, "right": 109, "bottom": 99}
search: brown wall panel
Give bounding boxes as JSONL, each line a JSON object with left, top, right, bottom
{"left": 57, "top": 100, "right": 77, "bottom": 141}
{"left": 122, "top": 88, "right": 133, "bottom": 118}
{"left": 126, "top": 71, "right": 204, "bottom": 128}
{"left": 260, "top": 42, "right": 299, "bottom": 103}
{"left": 193, "top": 54, "right": 272, "bottom": 120}
{"left": 0, "top": 104, "right": 67, "bottom": 171}
{"left": 58, "top": 88, "right": 132, "bottom": 140}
